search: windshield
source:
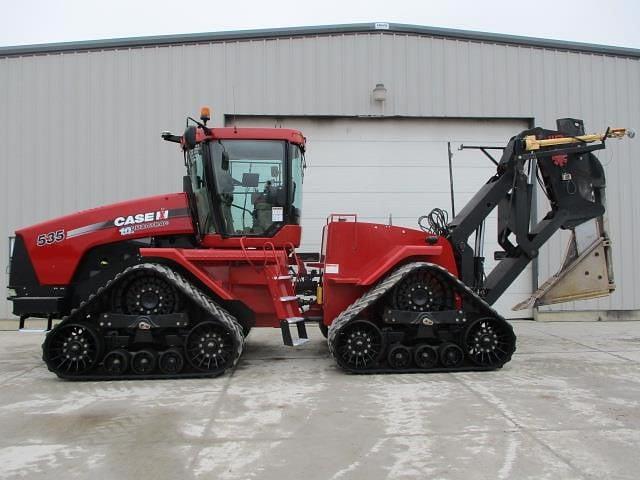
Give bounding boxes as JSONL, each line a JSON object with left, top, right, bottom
{"left": 213, "top": 140, "right": 288, "bottom": 235}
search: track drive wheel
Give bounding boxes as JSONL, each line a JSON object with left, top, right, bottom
{"left": 333, "top": 320, "right": 385, "bottom": 371}
{"left": 185, "top": 321, "right": 236, "bottom": 373}
{"left": 113, "top": 272, "right": 181, "bottom": 315}
{"left": 43, "top": 323, "right": 103, "bottom": 377}
{"left": 391, "top": 268, "right": 455, "bottom": 312}
{"left": 463, "top": 317, "right": 516, "bottom": 368}
{"left": 439, "top": 343, "right": 464, "bottom": 368}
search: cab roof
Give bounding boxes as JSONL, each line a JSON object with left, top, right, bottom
{"left": 197, "top": 127, "right": 306, "bottom": 147}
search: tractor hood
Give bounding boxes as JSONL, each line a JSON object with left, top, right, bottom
{"left": 14, "top": 193, "right": 194, "bottom": 285}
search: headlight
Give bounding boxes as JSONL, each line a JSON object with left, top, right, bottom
{"left": 6, "top": 288, "right": 17, "bottom": 299}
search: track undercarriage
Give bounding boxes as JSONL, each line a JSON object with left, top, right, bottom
{"left": 42, "top": 263, "right": 245, "bottom": 380}
{"left": 42, "top": 261, "right": 516, "bottom": 380}
{"left": 328, "top": 262, "right": 517, "bottom": 374}
{"left": 43, "top": 262, "right": 515, "bottom": 380}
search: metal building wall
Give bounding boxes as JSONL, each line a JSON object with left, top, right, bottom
{"left": 1, "top": 31, "right": 639, "bottom": 319}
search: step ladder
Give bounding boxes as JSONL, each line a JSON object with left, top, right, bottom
{"left": 280, "top": 316, "right": 309, "bottom": 346}
{"left": 265, "top": 266, "right": 309, "bottom": 346}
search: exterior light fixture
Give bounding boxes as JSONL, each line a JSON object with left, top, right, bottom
{"left": 373, "top": 83, "right": 387, "bottom": 102}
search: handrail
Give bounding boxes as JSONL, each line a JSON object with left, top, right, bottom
{"left": 239, "top": 236, "right": 261, "bottom": 272}
{"left": 285, "top": 241, "right": 306, "bottom": 277}
{"left": 327, "top": 213, "right": 358, "bottom": 225}
{"left": 263, "top": 241, "right": 281, "bottom": 273}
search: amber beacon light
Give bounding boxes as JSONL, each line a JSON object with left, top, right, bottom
{"left": 200, "top": 106, "right": 211, "bottom": 125}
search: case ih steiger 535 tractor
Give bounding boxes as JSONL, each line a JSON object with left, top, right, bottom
{"left": 7, "top": 108, "right": 633, "bottom": 379}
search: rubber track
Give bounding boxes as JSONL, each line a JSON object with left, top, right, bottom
{"left": 327, "top": 261, "right": 516, "bottom": 374}
{"left": 43, "top": 262, "right": 245, "bottom": 380}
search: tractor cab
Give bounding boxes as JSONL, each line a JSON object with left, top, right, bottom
{"left": 163, "top": 108, "right": 306, "bottom": 243}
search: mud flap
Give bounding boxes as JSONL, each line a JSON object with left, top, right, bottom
{"left": 513, "top": 219, "right": 615, "bottom": 310}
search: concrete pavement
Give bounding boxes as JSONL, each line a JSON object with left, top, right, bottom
{"left": 0, "top": 320, "right": 639, "bottom": 479}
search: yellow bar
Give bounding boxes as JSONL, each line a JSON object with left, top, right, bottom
{"left": 524, "top": 128, "right": 630, "bottom": 151}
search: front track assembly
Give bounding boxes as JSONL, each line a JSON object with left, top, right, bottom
{"left": 42, "top": 263, "right": 244, "bottom": 380}
{"left": 328, "top": 262, "right": 516, "bottom": 374}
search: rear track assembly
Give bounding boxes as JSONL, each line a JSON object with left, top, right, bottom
{"left": 328, "top": 262, "right": 516, "bottom": 374}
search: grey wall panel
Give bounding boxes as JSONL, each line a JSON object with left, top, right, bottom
{"left": 1, "top": 32, "right": 639, "bottom": 318}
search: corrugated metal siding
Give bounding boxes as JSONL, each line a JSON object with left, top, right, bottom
{"left": 1, "top": 32, "right": 639, "bottom": 318}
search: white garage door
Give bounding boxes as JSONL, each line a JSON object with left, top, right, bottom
{"left": 230, "top": 117, "right": 531, "bottom": 319}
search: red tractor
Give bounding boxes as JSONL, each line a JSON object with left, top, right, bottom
{"left": 7, "top": 109, "right": 631, "bottom": 379}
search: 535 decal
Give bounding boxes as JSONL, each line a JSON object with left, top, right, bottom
{"left": 36, "top": 230, "right": 65, "bottom": 247}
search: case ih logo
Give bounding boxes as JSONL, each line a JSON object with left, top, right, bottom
{"left": 64, "top": 207, "right": 189, "bottom": 240}
{"left": 114, "top": 210, "right": 169, "bottom": 227}
{"left": 115, "top": 210, "right": 170, "bottom": 236}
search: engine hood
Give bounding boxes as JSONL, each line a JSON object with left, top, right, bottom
{"left": 15, "top": 193, "right": 194, "bottom": 285}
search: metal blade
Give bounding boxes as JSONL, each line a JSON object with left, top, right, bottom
{"left": 513, "top": 220, "right": 615, "bottom": 310}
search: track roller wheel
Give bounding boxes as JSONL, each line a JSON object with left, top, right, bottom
{"left": 333, "top": 320, "right": 384, "bottom": 371}
{"left": 158, "top": 348, "right": 185, "bottom": 375}
{"left": 103, "top": 349, "right": 130, "bottom": 375}
{"left": 43, "top": 323, "right": 103, "bottom": 377}
{"left": 131, "top": 349, "right": 157, "bottom": 375}
{"left": 185, "top": 321, "right": 235, "bottom": 373}
{"left": 439, "top": 343, "right": 464, "bottom": 368}
{"left": 463, "top": 317, "right": 516, "bottom": 368}
{"left": 387, "top": 345, "right": 412, "bottom": 369}
{"left": 391, "top": 269, "right": 454, "bottom": 312}
{"left": 414, "top": 345, "right": 438, "bottom": 369}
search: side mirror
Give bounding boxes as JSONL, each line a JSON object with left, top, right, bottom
{"left": 183, "top": 126, "right": 198, "bottom": 150}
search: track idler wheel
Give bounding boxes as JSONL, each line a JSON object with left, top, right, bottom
{"left": 387, "top": 345, "right": 412, "bottom": 369}
{"left": 185, "top": 321, "right": 236, "bottom": 373}
{"left": 103, "top": 349, "right": 130, "bottom": 375}
{"left": 463, "top": 317, "right": 516, "bottom": 368}
{"left": 43, "top": 323, "right": 103, "bottom": 377}
{"left": 333, "top": 320, "right": 385, "bottom": 371}
{"left": 131, "top": 349, "right": 157, "bottom": 375}
{"left": 439, "top": 343, "right": 464, "bottom": 368}
{"left": 158, "top": 348, "right": 185, "bottom": 375}
{"left": 414, "top": 345, "right": 438, "bottom": 369}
